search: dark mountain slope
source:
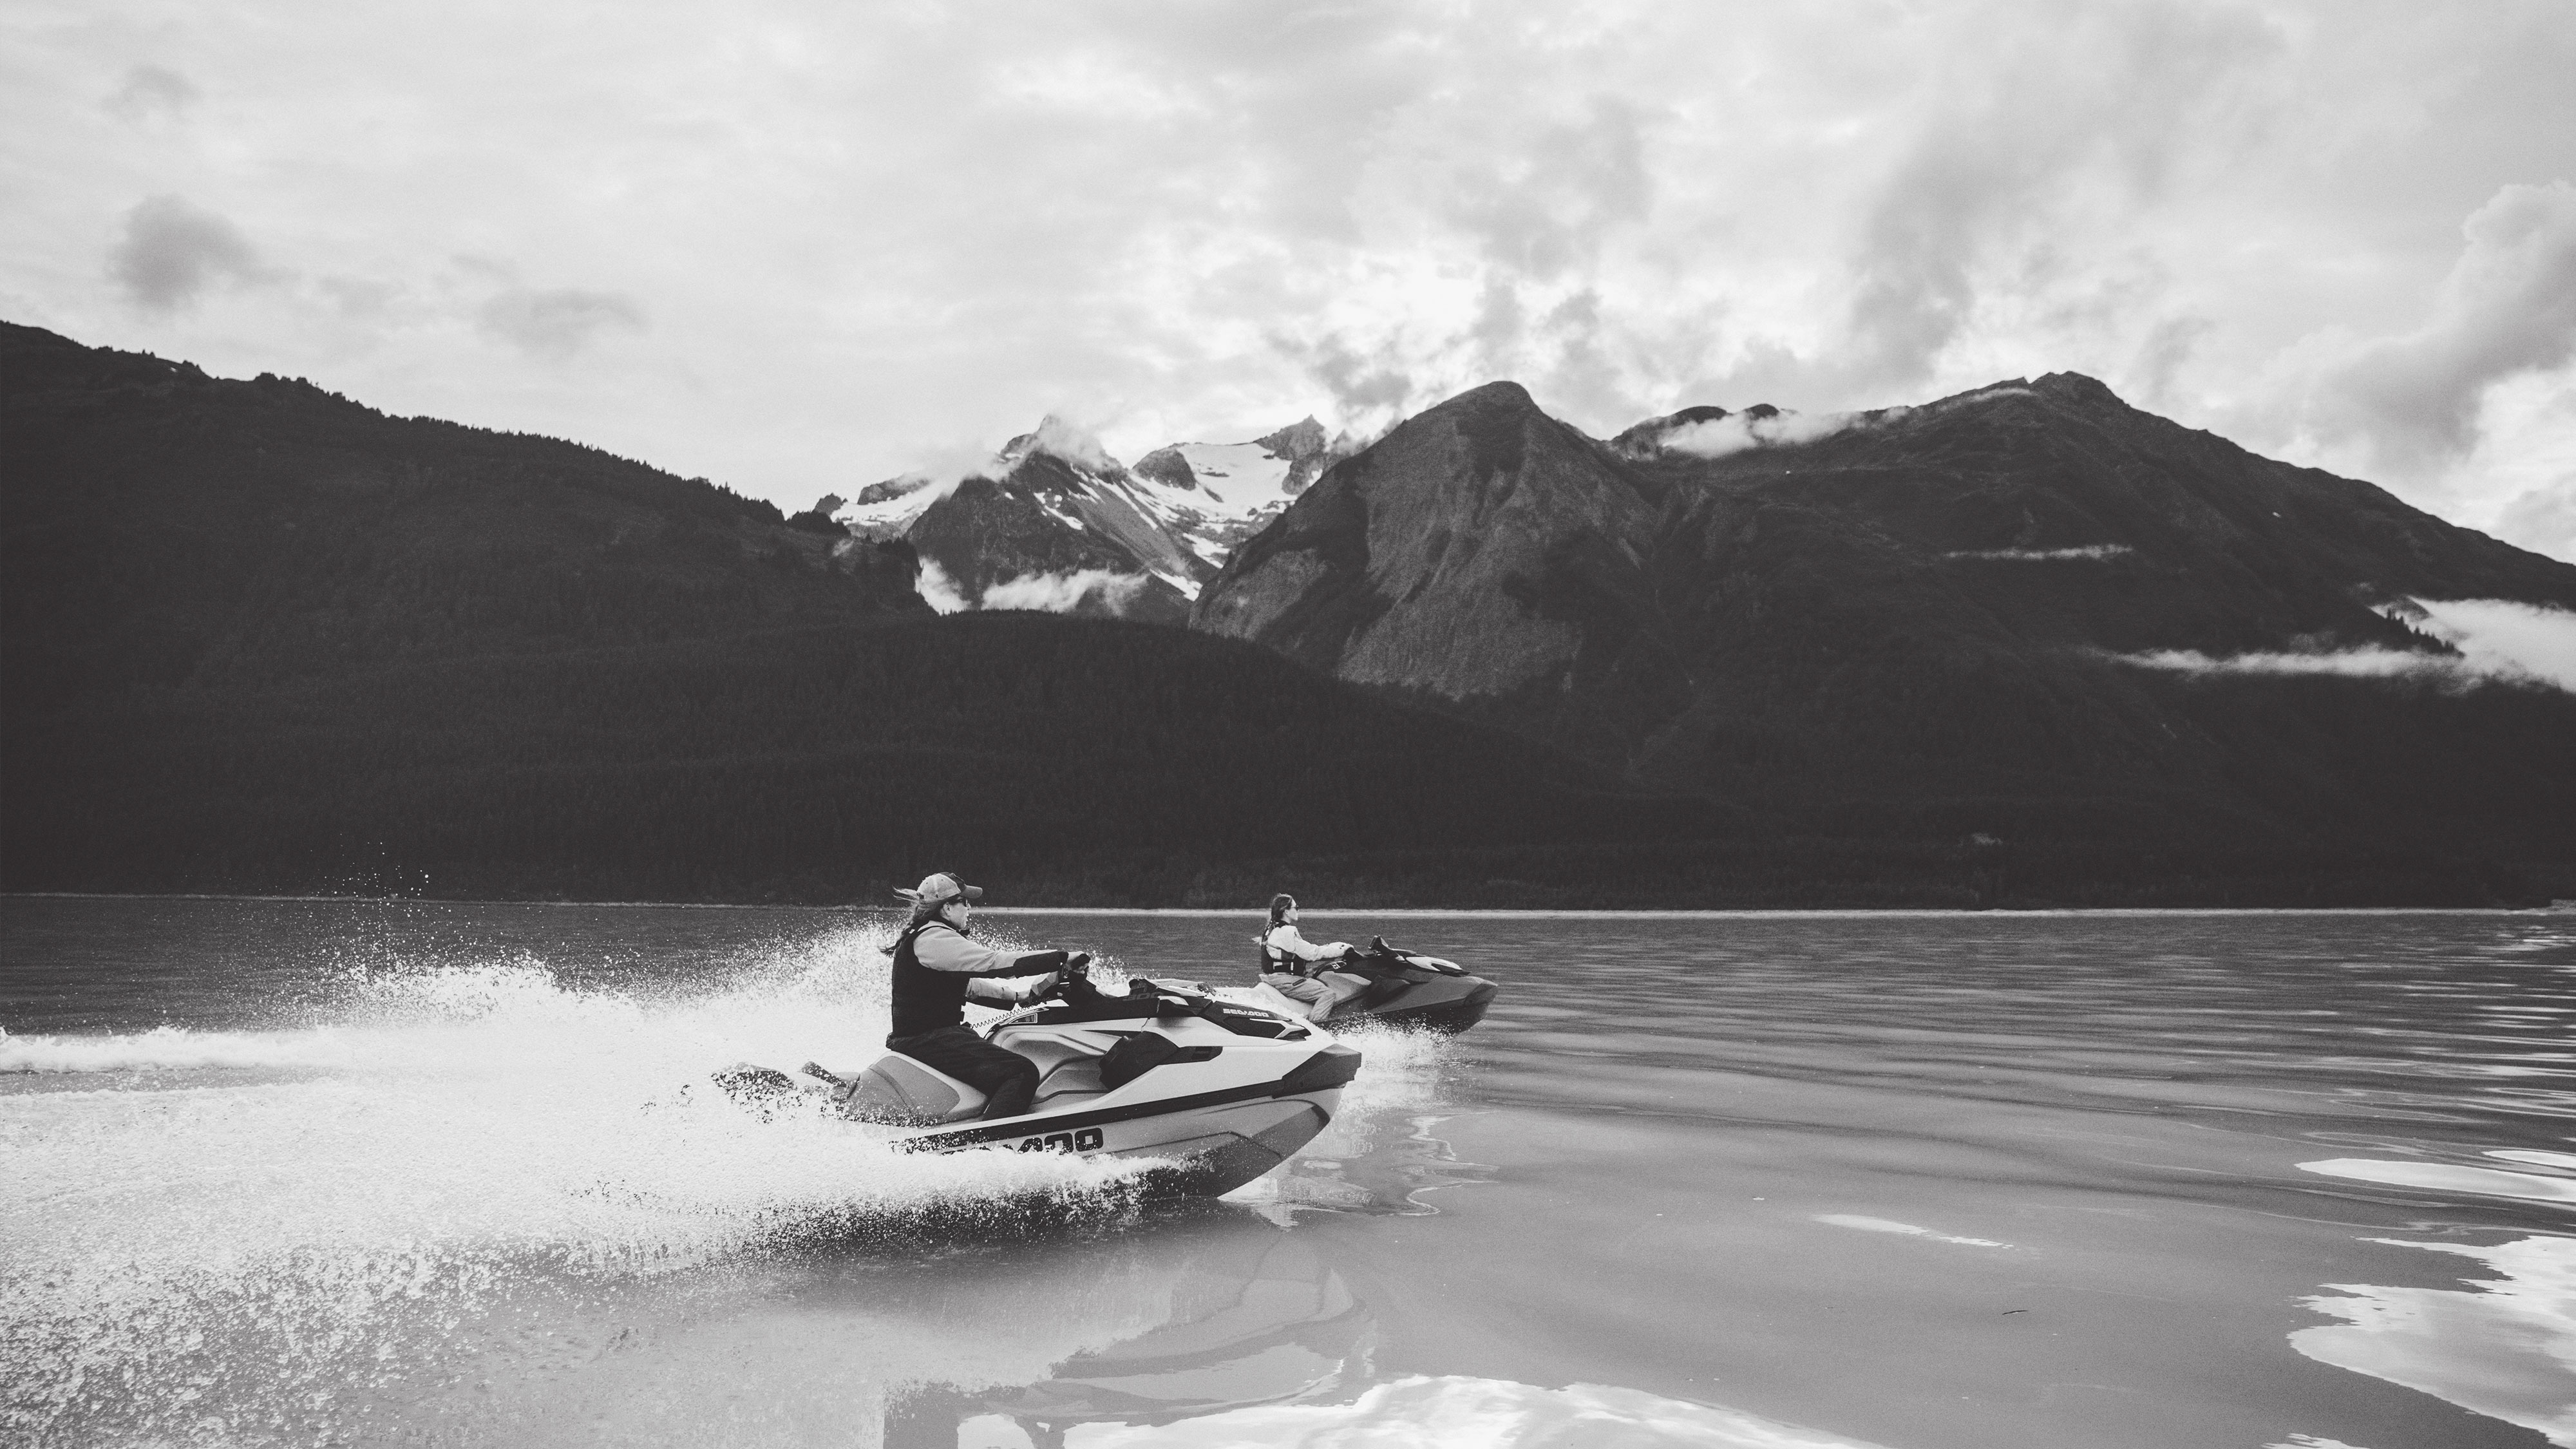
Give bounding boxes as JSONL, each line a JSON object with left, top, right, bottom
{"left": 3, "top": 613, "right": 1734, "bottom": 904}
{"left": 1, "top": 323, "right": 1744, "bottom": 905}
{"left": 1637, "top": 375, "right": 2576, "bottom": 654}
{"left": 1, "top": 321, "right": 926, "bottom": 708}
{"left": 1196, "top": 375, "right": 2576, "bottom": 867}
{"left": 1197, "top": 381, "right": 1697, "bottom": 764}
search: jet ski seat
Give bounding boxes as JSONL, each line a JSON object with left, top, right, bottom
{"left": 1036, "top": 1056, "right": 1107, "bottom": 1106}
{"left": 839, "top": 1053, "right": 989, "bottom": 1125}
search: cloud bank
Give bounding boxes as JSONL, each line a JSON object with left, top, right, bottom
{"left": 1661, "top": 408, "right": 1880, "bottom": 459}
{"left": 913, "top": 560, "right": 970, "bottom": 616}
{"left": 7, "top": 1, "right": 2573, "bottom": 558}
{"left": 981, "top": 568, "right": 1150, "bottom": 614}
{"left": 2105, "top": 597, "right": 2576, "bottom": 694}
{"left": 2404, "top": 596, "right": 2576, "bottom": 692}
{"left": 477, "top": 287, "right": 646, "bottom": 360}
{"left": 104, "top": 65, "right": 197, "bottom": 122}
{"left": 1948, "top": 545, "right": 2135, "bottom": 562}
{"left": 109, "top": 196, "right": 272, "bottom": 312}
{"left": 2307, "top": 182, "right": 2576, "bottom": 477}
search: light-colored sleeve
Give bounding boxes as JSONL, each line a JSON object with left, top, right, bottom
{"left": 914, "top": 925, "right": 1016, "bottom": 975}
{"left": 1264, "top": 925, "right": 1335, "bottom": 963}
{"left": 968, "top": 974, "right": 1054, "bottom": 1005}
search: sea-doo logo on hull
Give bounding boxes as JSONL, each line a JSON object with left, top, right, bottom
{"left": 1017, "top": 1127, "right": 1106, "bottom": 1153}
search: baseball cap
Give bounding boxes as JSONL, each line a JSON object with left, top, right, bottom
{"left": 895, "top": 871, "right": 984, "bottom": 905}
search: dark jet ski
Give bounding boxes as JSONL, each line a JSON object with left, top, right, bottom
{"left": 715, "top": 965, "right": 1359, "bottom": 1198}
{"left": 1239, "top": 936, "right": 1497, "bottom": 1034}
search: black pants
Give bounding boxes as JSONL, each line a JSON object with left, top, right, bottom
{"left": 887, "top": 1025, "right": 1039, "bottom": 1120}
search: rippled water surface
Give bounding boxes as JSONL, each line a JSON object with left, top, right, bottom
{"left": 4, "top": 898, "right": 2571, "bottom": 1448}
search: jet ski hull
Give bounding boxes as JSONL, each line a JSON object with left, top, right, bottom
{"left": 893, "top": 1052, "right": 1356, "bottom": 1199}
{"left": 1328, "top": 974, "right": 1497, "bottom": 1033}
{"left": 722, "top": 992, "right": 1360, "bottom": 1200}
{"left": 1304, "top": 943, "right": 1499, "bottom": 1034}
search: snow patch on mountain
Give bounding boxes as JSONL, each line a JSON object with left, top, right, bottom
{"left": 835, "top": 475, "right": 955, "bottom": 539}
{"left": 828, "top": 413, "right": 1333, "bottom": 617}
{"left": 1125, "top": 419, "right": 1331, "bottom": 562}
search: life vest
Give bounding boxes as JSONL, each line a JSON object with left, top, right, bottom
{"left": 889, "top": 916, "right": 976, "bottom": 1041}
{"left": 1256, "top": 925, "right": 1300, "bottom": 976}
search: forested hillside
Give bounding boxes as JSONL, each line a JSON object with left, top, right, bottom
{"left": 1, "top": 320, "right": 926, "bottom": 710}
{"left": 5, "top": 324, "right": 2566, "bottom": 907}
{"left": 3, "top": 613, "right": 1750, "bottom": 904}
{"left": 6, "top": 610, "right": 2537, "bottom": 907}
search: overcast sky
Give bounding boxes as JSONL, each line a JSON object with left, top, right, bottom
{"left": 6, "top": 1, "right": 2574, "bottom": 558}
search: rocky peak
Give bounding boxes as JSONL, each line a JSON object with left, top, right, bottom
{"left": 2031, "top": 372, "right": 2126, "bottom": 408}
{"left": 1130, "top": 445, "right": 1197, "bottom": 491}
{"left": 1195, "top": 378, "right": 1671, "bottom": 699}
{"left": 1256, "top": 416, "right": 1329, "bottom": 460}
{"left": 996, "top": 415, "right": 1126, "bottom": 477}
{"left": 1612, "top": 404, "right": 1732, "bottom": 455}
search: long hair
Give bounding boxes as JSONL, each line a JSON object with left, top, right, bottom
{"left": 905, "top": 871, "right": 969, "bottom": 933}
{"left": 1267, "top": 894, "right": 1296, "bottom": 929}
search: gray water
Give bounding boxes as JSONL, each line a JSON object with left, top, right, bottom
{"left": 3, "top": 898, "right": 2571, "bottom": 1448}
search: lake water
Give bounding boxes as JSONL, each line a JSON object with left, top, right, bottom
{"left": 3, "top": 898, "right": 2571, "bottom": 1448}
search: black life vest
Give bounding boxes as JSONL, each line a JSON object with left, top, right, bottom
{"left": 889, "top": 917, "right": 976, "bottom": 1041}
{"left": 889, "top": 917, "right": 1065, "bottom": 1042}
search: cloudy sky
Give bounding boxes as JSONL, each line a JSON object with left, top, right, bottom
{"left": 6, "top": 1, "right": 2575, "bottom": 558}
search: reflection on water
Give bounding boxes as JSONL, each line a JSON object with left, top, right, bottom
{"left": 886, "top": 1229, "right": 1372, "bottom": 1445}
{"left": 887, "top": 1227, "right": 1889, "bottom": 1449}
{"left": 1813, "top": 1215, "right": 2010, "bottom": 1249}
{"left": 6, "top": 900, "right": 2576, "bottom": 1447}
{"left": 2293, "top": 1232, "right": 2576, "bottom": 1448}
{"left": 1020, "top": 1376, "right": 1896, "bottom": 1448}
{"left": 1231, "top": 1022, "right": 1497, "bottom": 1217}
{"left": 2300, "top": 1155, "right": 2576, "bottom": 1204}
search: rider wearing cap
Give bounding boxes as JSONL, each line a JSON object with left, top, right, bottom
{"left": 887, "top": 871, "right": 1088, "bottom": 1121}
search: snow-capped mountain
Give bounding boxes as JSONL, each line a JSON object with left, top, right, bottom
{"left": 1130, "top": 418, "right": 1332, "bottom": 565}
{"left": 829, "top": 415, "right": 1331, "bottom": 623}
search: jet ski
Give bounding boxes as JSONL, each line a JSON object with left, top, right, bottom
{"left": 714, "top": 963, "right": 1360, "bottom": 1199}
{"left": 1260, "top": 936, "right": 1498, "bottom": 1033}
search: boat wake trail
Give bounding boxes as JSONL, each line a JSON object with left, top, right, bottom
{"left": 0, "top": 925, "right": 1159, "bottom": 1445}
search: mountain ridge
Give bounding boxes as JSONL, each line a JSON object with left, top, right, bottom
{"left": 832, "top": 413, "right": 1341, "bottom": 621}
{"left": 10, "top": 319, "right": 2572, "bottom": 904}
{"left": 1193, "top": 370, "right": 2576, "bottom": 861}
{"left": 0, "top": 319, "right": 929, "bottom": 706}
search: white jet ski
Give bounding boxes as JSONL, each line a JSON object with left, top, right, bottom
{"left": 715, "top": 965, "right": 1361, "bottom": 1198}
